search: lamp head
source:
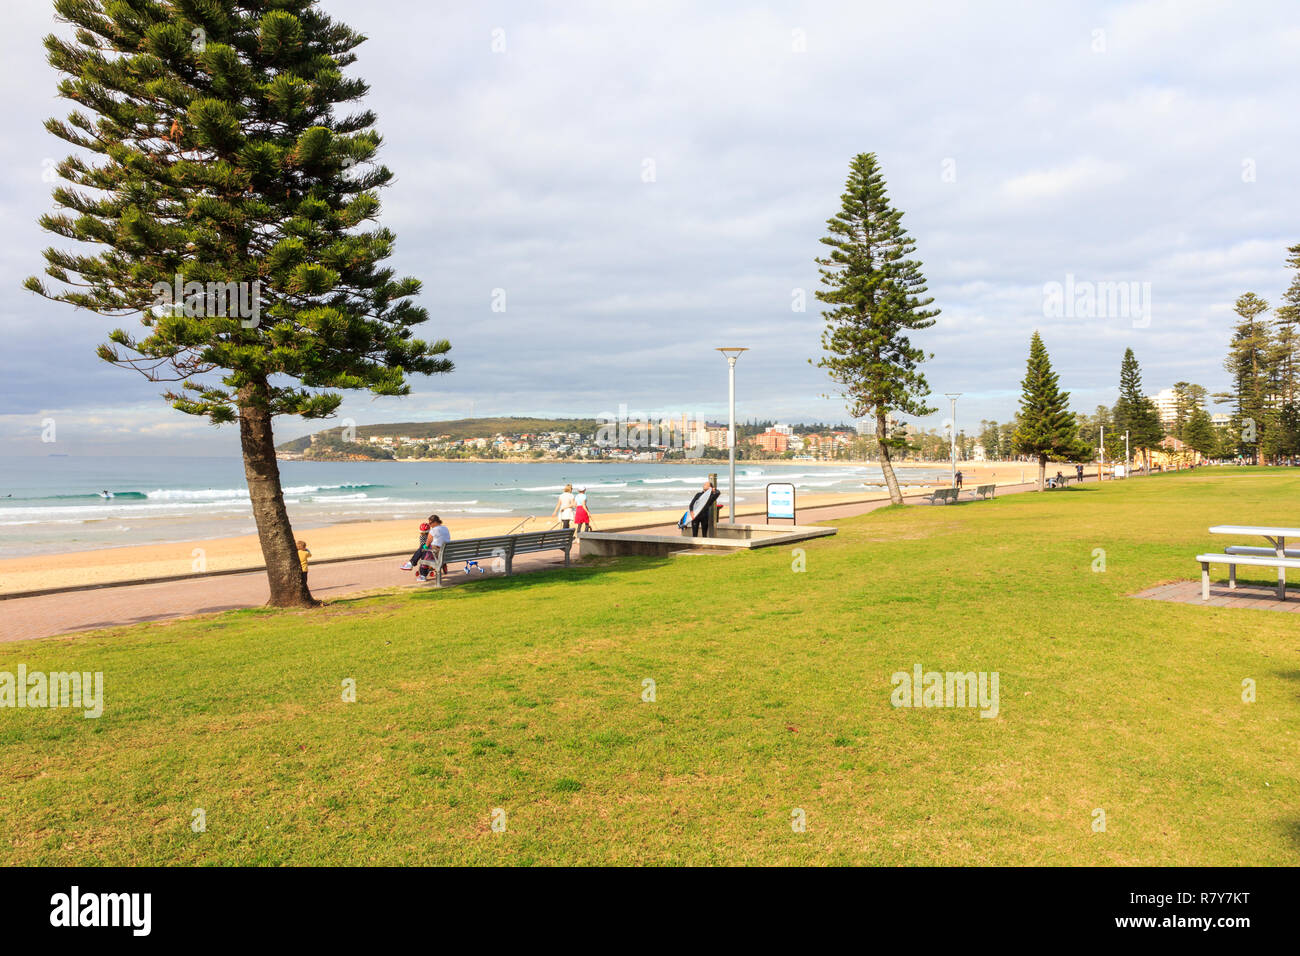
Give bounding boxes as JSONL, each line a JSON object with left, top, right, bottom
{"left": 716, "top": 347, "right": 748, "bottom": 363}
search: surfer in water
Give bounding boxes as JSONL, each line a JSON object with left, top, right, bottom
{"left": 99, "top": 490, "right": 114, "bottom": 499}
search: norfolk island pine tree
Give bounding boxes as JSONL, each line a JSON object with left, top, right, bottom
{"left": 1216, "top": 293, "right": 1272, "bottom": 464}
{"left": 1181, "top": 406, "right": 1217, "bottom": 457}
{"left": 25, "top": 0, "right": 452, "bottom": 606}
{"left": 1112, "top": 348, "right": 1164, "bottom": 473}
{"left": 1013, "top": 332, "right": 1085, "bottom": 491}
{"left": 815, "top": 152, "right": 938, "bottom": 505}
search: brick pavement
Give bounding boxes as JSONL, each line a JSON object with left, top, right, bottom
{"left": 1132, "top": 579, "right": 1300, "bottom": 612}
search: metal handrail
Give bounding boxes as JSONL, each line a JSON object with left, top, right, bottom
{"left": 505, "top": 516, "right": 537, "bottom": 535}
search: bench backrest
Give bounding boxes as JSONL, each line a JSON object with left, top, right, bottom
{"left": 513, "top": 529, "right": 576, "bottom": 553}
{"left": 439, "top": 535, "right": 515, "bottom": 561}
{"left": 434, "top": 529, "right": 574, "bottom": 562}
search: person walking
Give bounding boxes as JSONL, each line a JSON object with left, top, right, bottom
{"left": 574, "top": 486, "right": 592, "bottom": 532}
{"left": 955, "top": 469, "right": 963, "bottom": 490}
{"left": 1076, "top": 463, "right": 1084, "bottom": 483}
{"left": 553, "top": 484, "right": 577, "bottom": 529}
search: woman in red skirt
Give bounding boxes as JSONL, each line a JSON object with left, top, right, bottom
{"left": 574, "top": 486, "right": 592, "bottom": 532}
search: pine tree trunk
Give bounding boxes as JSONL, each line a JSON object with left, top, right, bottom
{"left": 238, "top": 384, "right": 317, "bottom": 608}
{"left": 878, "top": 412, "right": 904, "bottom": 505}
{"left": 1037, "top": 454, "right": 1047, "bottom": 491}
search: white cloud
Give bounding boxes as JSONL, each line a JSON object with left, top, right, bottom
{"left": 2, "top": 0, "right": 1299, "bottom": 448}
{"left": 999, "top": 158, "right": 1128, "bottom": 203}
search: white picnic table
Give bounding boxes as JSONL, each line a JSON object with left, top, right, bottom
{"left": 1208, "top": 525, "right": 1300, "bottom": 597}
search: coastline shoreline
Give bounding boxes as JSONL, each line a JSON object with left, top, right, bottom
{"left": 0, "top": 491, "right": 880, "bottom": 595}
{"left": 0, "top": 461, "right": 1033, "bottom": 594}
{"left": 279, "top": 455, "right": 1004, "bottom": 468}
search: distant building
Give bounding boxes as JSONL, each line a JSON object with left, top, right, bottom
{"left": 1149, "top": 388, "right": 1180, "bottom": 429}
{"left": 753, "top": 429, "right": 790, "bottom": 454}
{"left": 1153, "top": 435, "right": 1203, "bottom": 469}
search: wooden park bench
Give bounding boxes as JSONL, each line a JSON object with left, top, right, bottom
{"left": 1196, "top": 552, "right": 1300, "bottom": 601}
{"left": 969, "top": 484, "right": 996, "bottom": 501}
{"left": 922, "top": 487, "right": 959, "bottom": 505}
{"left": 417, "top": 529, "right": 575, "bottom": 587}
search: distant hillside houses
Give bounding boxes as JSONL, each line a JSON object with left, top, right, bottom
{"left": 284, "top": 416, "right": 876, "bottom": 462}
{"left": 751, "top": 425, "right": 858, "bottom": 458}
{"left": 333, "top": 423, "right": 716, "bottom": 460}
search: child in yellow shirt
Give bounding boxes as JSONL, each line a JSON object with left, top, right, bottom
{"left": 296, "top": 540, "right": 311, "bottom": 580}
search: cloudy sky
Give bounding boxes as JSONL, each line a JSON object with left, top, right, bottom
{"left": 2, "top": 0, "right": 1298, "bottom": 456}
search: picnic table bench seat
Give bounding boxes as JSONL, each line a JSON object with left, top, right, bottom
{"left": 1224, "top": 545, "right": 1300, "bottom": 558}
{"left": 1196, "top": 552, "right": 1300, "bottom": 601}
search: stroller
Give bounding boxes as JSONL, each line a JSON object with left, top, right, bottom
{"left": 415, "top": 544, "right": 443, "bottom": 582}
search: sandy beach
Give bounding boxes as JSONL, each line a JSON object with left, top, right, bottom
{"left": 0, "top": 462, "right": 1031, "bottom": 595}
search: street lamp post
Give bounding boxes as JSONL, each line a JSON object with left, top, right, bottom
{"left": 944, "top": 393, "right": 962, "bottom": 488}
{"left": 716, "top": 348, "right": 748, "bottom": 525}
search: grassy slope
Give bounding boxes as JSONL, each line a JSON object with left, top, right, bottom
{"left": 2, "top": 468, "right": 1297, "bottom": 865}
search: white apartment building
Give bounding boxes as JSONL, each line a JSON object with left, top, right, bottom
{"left": 1149, "top": 388, "right": 1179, "bottom": 429}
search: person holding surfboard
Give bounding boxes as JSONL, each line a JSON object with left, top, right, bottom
{"left": 685, "top": 479, "right": 719, "bottom": 537}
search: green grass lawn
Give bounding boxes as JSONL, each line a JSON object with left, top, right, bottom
{"left": 2, "top": 468, "right": 1298, "bottom": 865}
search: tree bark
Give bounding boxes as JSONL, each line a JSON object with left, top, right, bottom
{"left": 1037, "top": 453, "right": 1047, "bottom": 491}
{"left": 878, "top": 411, "right": 904, "bottom": 505}
{"left": 238, "top": 383, "right": 318, "bottom": 608}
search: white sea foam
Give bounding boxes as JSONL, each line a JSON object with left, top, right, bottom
{"left": 520, "top": 481, "right": 628, "bottom": 491}
{"left": 144, "top": 483, "right": 369, "bottom": 501}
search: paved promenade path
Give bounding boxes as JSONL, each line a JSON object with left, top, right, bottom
{"left": 2, "top": 479, "right": 1051, "bottom": 643}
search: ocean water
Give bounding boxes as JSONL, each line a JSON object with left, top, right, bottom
{"left": 0, "top": 455, "right": 951, "bottom": 557}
